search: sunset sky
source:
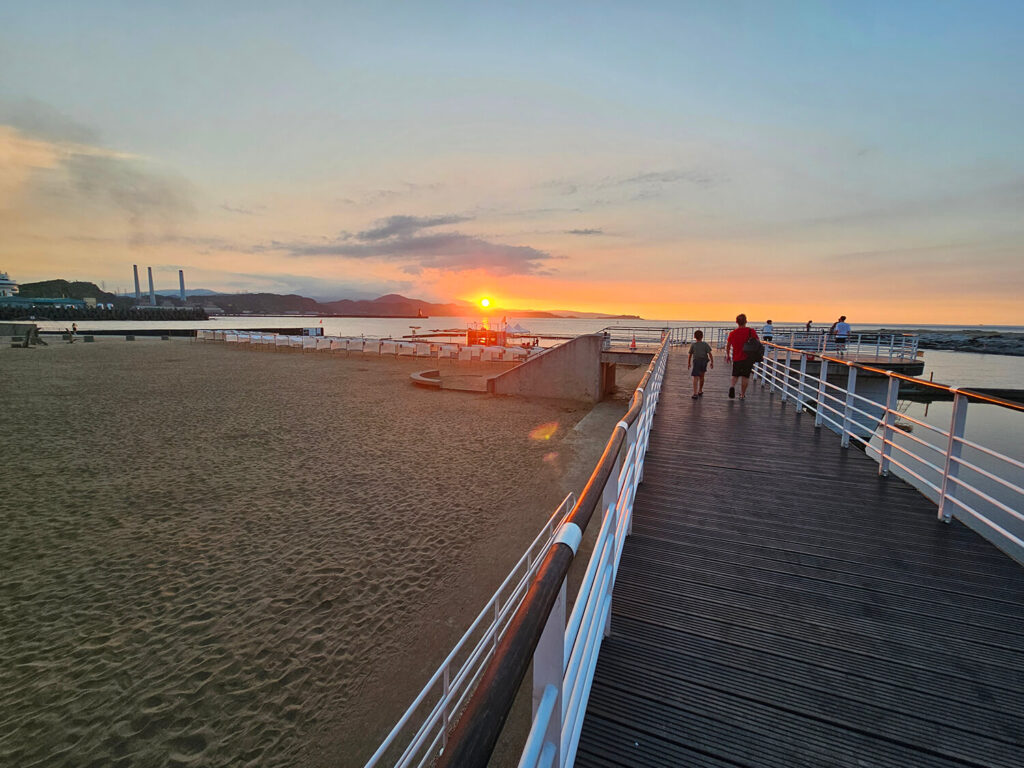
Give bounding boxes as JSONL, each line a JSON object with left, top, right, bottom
{"left": 2, "top": 1, "right": 1022, "bottom": 323}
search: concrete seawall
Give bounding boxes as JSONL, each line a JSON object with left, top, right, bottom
{"left": 488, "top": 334, "right": 608, "bottom": 402}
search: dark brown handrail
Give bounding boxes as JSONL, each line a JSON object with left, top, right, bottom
{"left": 764, "top": 341, "right": 1024, "bottom": 413}
{"left": 435, "top": 335, "right": 669, "bottom": 768}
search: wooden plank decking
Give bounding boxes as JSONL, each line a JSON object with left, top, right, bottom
{"left": 576, "top": 350, "right": 1024, "bottom": 767}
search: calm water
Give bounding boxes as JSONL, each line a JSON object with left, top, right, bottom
{"left": 36, "top": 315, "right": 1024, "bottom": 338}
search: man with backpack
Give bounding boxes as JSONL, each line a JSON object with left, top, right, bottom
{"left": 725, "top": 313, "right": 762, "bottom": 400}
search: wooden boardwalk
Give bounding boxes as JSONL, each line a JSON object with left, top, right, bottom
{"left": 576, "top": 350, "right": 1024, "bottom": 767}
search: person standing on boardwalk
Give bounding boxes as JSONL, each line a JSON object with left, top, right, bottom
{"left": 725, "top": 313, "right": 759, "bottom": 400}
{"left": 834, "top": 315, "right": 851, "bottom": 355}
{"left": 688, "top": 330, "right": 713, "bottom": 399}
{"left": 806, "top": 320, "right": 812, "bottom": 333}
{"left": 761, "top": 319, "right": 774, "bottom": 342}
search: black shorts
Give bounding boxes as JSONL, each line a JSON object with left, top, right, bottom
{"left": 763, "top": 335, "right": 773, "bottom": 342}
{"left": 835, "top": 336, "right": 847, "bottom": 347}
{"left": 691, "top": 358, "right": 708, "bottom": 377}
{"left": 731, "top": 358, "right": 754, "bottom": 378}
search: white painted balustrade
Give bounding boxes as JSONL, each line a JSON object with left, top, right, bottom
{"left": 755, "top": 343, "right": 1024, "bottom": 562}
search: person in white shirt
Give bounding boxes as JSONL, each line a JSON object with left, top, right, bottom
{"left": 761, "top": 320, "right": 774, "bottom": 342}
{"left": 834, "top": 315, "right": 851, "bottom": 355}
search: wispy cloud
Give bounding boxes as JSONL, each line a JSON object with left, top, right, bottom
{"left": 338, "top": 181, "right": 444, "bottom": 207}
{"left": 356, "top": 214, "right": 471, "bottom": 241}
{"left": 261, "top": 213, "right": 556, "bottom": 275}
{"left": 1, "top": 100, "right": 194, "bottom": 245}
{"left": 566, "top": 228, "right": 603, "bottom": 236}
{"left": 220, "top": 202, "right": 265, "bottom": 216}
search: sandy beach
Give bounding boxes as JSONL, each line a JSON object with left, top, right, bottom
{"left": 0, "top": 338, "right": 634, "bottom": 767}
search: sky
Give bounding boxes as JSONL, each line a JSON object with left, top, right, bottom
{"left": 1, "top": 1, "right": 1022, "bottom": 323}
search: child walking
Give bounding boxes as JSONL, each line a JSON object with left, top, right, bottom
{"left": 688, "top": 330, "right": 713, "bottom": 399}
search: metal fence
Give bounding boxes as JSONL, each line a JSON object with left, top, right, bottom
{"left": 755, "top": 342, "right": 1024, "bottom": 562}
{"left": 363, "top": 493, "right": 578, "bottom": 768}
{"left": 361, "top": 335, "right": 671, "bottom": 768}
{"left": 518, "top": 336, "right": 669, "bottom": 768}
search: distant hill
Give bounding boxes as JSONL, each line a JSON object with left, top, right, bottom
{"left": 18, "top": 280, "right": 119, "bottom": 302}
{"left": 19, "top": 280, "right": 640, "bottom": 319}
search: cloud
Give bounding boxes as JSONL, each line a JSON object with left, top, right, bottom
{"left": 1, "top": 102, "right": 194, "bottom": 245}
{"left": 220, "top": 202, "right": 264, "bottom": 216}
{"left": 566, "top": 228, "right": 603, "bottom": 236}
{"left": 338, "top": 181, "right": 444, "bottom": 207}
{"left": 615, "top": 169, "right": 716, "bottom": 187}
{"left": 0, "top": 98, "right": 100, "bottom": 145}
{"left": 535, "top": 167, "right": 722, "bottom": 207}
{"left": 219, "top": 270, "right": 415, "bottom": 301}
{"left": 63, "top": 153, "right": 193, "bottom": 244}
{"left": 356, "top": 214, "right": 471, "bottom": 241}
{"left": 262, "top": 213, "right": 556, "bottom": 275}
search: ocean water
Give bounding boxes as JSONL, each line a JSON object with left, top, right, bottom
{"left": 35, "top": 314, "right": 1024, "bottom": 338}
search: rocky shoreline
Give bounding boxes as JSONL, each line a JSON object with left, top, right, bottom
{"left": 865, "top": 329, "right": 1024, "bottom": 357}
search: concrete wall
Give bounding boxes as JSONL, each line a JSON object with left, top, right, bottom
{"left": 488, "top": 334, "right": 605, "bottom": 402}
{"left": 1, "top": 322, "right": 34, "bottom": 338}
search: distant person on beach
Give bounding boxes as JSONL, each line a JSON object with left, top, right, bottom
{"left": 688, "top": 330, "right": 713, "bottom": 399}
{"left": 761, "top": 320, "right": 774, "bottom": 342}
{"left": 834, "top": 315, "right": 851, "bottom": 355}
{"left": 806, "top": 320, "right": 812, "bottom": 332}
{"left": 726, "top": 314, "right": 759, "bottom": 400}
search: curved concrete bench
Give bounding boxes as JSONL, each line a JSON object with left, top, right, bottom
{"left": 410, "top": 369, "right": 442, "bottom": 388}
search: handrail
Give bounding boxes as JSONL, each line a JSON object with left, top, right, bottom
{"left": 362, "top": 492, "right": 577, "bottom": 768}
{"left": 763, "top": 340, "right": 1024, "bottom": 413}
{"left": 754, "top": 341, "right": 1024, "bottom": 560}
{"left": 435, "top": 334, "right": 670, "bottom": 768}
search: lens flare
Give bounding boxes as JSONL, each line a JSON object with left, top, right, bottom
{"left": 529, "top": 421, "right": 558, "bottom": 441}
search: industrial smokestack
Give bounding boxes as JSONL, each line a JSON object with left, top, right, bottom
{"left": 148, "top": 267, "right": 156, "bottom": 306}
{"left": 179, "top": 270, "right": 186, "bottom": 302}
{"left": 133, "top": 265, "right": 141, "bottom": 302}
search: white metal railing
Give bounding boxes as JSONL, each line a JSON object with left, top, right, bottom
{"left": 363, "top": 493, "right": 578, "bottom": 768}
{"left": 764, "top": 329, "right": 919, "bottom": 360}
{"left": 519, "top": 337, "right": 670, "bottom": 768}
{"left": 755, "top": 343, "right": 1024, "bottom": 561}
{"left": 662, "top": 326, "right": 919, "bottom": 360}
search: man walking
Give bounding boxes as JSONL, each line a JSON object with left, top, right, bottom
{"left": 726, "top": 313, "right": 759, "bottom": 400}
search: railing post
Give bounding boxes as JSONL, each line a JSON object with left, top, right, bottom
{"left": 874, "top": 334, "right": 880, "bottom": 358}
{"left": 815, "top": 358, "right": 828, "bottom": 427}
{"left": 442, "top": 666, "right": 451, "bottom": 748}
{"left": 781, "top": 348, "right": 792, "bottom": 402}
{"left": 879, "top": 374, "right": 900, "bottom": 476}
{"left": 888, "top": 334, "right": 894, "bottom": 362}
{"left": 532, "top": 581, "right": 566, "bottom": 766}
{"left": 625, "top": 419, "right": 639, "bottom": 535}
{"left": 937, "top": 391, "right": 969, "bottom": 523}
{"left": 795, "top": 353, "right": 808, "bottom": 412}
{"left": 841, "top": 366, "right": 857, "bottom": 448}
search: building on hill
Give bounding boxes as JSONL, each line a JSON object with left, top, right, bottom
{"left": 0, "top": 296, "right": 87, "bottom": 309}
{"left": 0, "top": 272, "right": 18, "bottom": 297}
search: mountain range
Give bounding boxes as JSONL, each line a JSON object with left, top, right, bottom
{"left": 16, "top": 280, "right": 639, "bottom": 319}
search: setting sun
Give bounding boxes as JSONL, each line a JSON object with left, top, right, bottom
{"left": 479, "top": 297, "right": 491, "bottom": 308}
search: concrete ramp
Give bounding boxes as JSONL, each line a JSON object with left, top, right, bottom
{"left": 487, "top": 334, "right": 610, "bottom": 402}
